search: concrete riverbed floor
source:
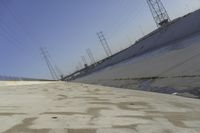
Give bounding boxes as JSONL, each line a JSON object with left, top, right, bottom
{"left": 0, "top": 81, "right": 200, "bottom": 133}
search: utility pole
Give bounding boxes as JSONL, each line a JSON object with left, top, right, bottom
{"left": 146, "top": 0, "right": 170, "bottom": 27}
{"left": 40, "top": 47, "right": 58, "bottom": 80}
{"left": 97, "top": 31, "right": 112, "bottom": 57}
{"left": 86, "top": 48, "right": 95, "bottom": 64}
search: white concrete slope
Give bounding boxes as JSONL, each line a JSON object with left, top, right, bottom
{"left": 76, "top": 32, "right": 200, "bottom": 81}
{"left": 82, "top": 9, "right": 200, "bottom": 74}
{"left": 0, "top": 82, "right": 199, "bottom": 133}
{"left": 75, "top": 32, "right": 200, "bottom": 98}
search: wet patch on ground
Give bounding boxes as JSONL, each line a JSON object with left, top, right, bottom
{"left": 68, "top": 129, "right": 97, "bottom": 133}
{"left": 2, "top": 118, "right": 50, "bottom": 133}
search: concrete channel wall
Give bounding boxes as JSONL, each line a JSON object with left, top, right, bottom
{"left": 76, "top": 9, "right": 200, "bottom": 79}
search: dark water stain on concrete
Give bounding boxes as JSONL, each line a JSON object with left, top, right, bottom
{"left": 87, "top": 107, "right": 109, "bottom": 117}
{"left": 3, "top": 117, "right": 50, "bottom": 133}
{"left": 89, "top": 101, "right": 114, "bottom": 105}
{"left": 117, "top": 101, "right": 152, "bottom": 111}
{"left": 57, "top": 94, "right": 68, "bottom": 100}
{"left": 43, "top": 112, "right": 86, "bottom": 115}
{"left": 73, "top": 96, "right": 109, "bottom": 102}
{"left": 146, "top": 111, "right": 200, "bottom": 128}
{"left": 112, "top": 125, "right": 138, "bottom": 131}
{"left": 0, "top": 113, "right": 26, "bottom": 116}
{"left": 68, "top": 129, "right": 96, "bottom": 133}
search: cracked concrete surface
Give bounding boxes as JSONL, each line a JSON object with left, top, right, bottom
{"left": 0, "top": 81, "right": 200, "bottom": 133}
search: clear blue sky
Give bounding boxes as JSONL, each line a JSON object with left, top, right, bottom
{"left": 0, "top": 0, "right": 199, "bottom": 79}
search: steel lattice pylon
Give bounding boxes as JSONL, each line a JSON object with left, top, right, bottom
{"left": 86, "top": 48, "right": 96, "bottom": 64}
{"left": 147, "top": 0, "right": 170, "bottom": 27}
{"left": 97, "top": 31, "right": 112, "bottom": 57}
{"left": 40, "top": 47, "right": 58, "bottom": 80}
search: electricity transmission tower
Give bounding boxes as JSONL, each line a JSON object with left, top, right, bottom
{"left": 97, "top": 31, "right": 112, "bottom": 57}
{"left": 86, "top": 48, "right": 95, "bottom": 64}
{"left": 75, "top": 66, "right": 80, "bottom": 71}
{"left": 146, "top": 0, "right": 170, "bottom": 27}
{"left": 81, "top": 56, "right": 88, "bottom": 67}
{"left": 40, "top": 47, "right": 58, "bottom": 80}
{"left": 54, "top": 65, "right": 63, "bottom": 77}
{"left": 78, "top": 62, "right": 83, "bottom": 69}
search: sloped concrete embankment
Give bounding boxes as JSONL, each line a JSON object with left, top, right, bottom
{"left": 76, "top": 9, "right": 200, "bottom": 79}
{"left": 75, "top": 33, "right": 200, "bottom": 99}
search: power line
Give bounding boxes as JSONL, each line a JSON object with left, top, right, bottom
{"left": 0, "top": 1, "right": 64, "bottom": 79}
{"left": 0, "top": 1, "right": 30, "bottom": 49}
{"left": 99, "top": 1, "right": 146, "bottom": 49}
{"left": 0, "top": 0, "right": 39, "bottom": 46}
